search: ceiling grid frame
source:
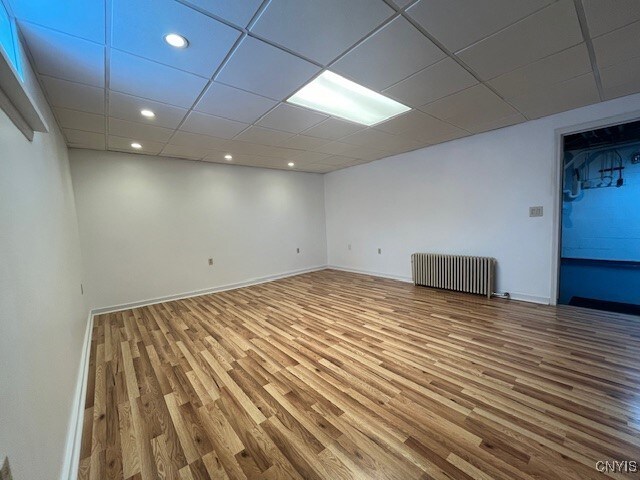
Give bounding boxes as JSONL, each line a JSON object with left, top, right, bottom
{"left": 8, "top": 0, "right": 638, "bottom": 172}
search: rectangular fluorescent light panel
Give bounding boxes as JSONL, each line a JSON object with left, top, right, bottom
{"left": 287, "top": 71, "right": 410, "bottom": 126}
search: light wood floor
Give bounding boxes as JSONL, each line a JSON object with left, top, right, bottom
{"left": 78, "top": 269, "right": 640, "bottom": 479}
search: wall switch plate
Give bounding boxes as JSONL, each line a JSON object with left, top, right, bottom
{"left": 378, "top": 248, "right": 382, "bottom": 254}
{"left": 529, "top": 206, "right": 543, "bottom": 217}
{"left": 1, "top": 457, "right": 13, "bottom": 480}
{"left": 208, "top": 258, "right": 213, "bottom": 266}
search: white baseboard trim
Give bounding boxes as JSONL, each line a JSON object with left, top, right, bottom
{"left": 326, "top": 265, "right": 413, "bottom": 284}
{"left": 91, "top": 264, "right": 328, "bottom": 315}
{"left": 327, "top": 265, "right": 551, "bottom": 305}
{"left": 507, "top": 292, "right": 551, "bottom": 305}
{"left": 60, "top": 311, "right": 94, "bottom": 480}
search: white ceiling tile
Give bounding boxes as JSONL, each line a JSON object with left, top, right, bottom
{"left": 55, "top": 108, "right": 105, "bottom": 133}
{"left": 108, "top": 92, "right": 188, "bottom": 129}
{"left": 180, "top": 111, "right": 248, "bottom": 139}
{"left": 313, "top": 141, "right": 361, "bottom": 155}
{"left": 10, "top": 1, "right": 105, "bottom": 43}
{"left": 457, "top": 0, "right": 583, "bottom": 80}
{"left": 233, "top": 126, "right": 295, "bottom": 146}
{"left": 283, "top": 150, "right": 332, "bottom": 164}
{"left": 323, "top": 155, "right": 363, "bottom": 167}
{"left": 107, "top": 135, "right": 165, "bottom": 154}
{"left": 592, "top": 20, "right": 640, "bottom": 68}
{"left": 303, "top": 163, "right": 338, "bottom": 173}
{"left": 214, "top": 141, "right": 268, "bottom": 156}
{"left": 375, "top": 110, "right": 467, "bottom": 143}
{"left": 301, "top": 117, "right": 365, "bottom": 140}
{"left": 221, "top": 140, "right": 295, "bottom": 157}
{"left": 338, "top": 144, "right": 387, "bottom": 161}
{"left": 257, "top": 103, "right": 327, "bottom": 133}
{"left": 263, "top": 147, "right": 302, "bottom": 159}
{"left": 466, "top": 112, "right": 526, "bottom": 134}
{"left": 424, "top": 129, "right": 470, "bottom": 145}
{"left": 406, "top": 0, "right": 554, "bottom": 52}
{"left": 488, "top": 43, "right": 592, "bottom": 100}
{"left": 335, "top": 130, "right": 379, "bottom": 148}
{"left": 279, "top": 135, "right": 331, "bottom": 151}
{"left": 216, "top": 36, "right": 320, "bottom": 100}
{"left": 340, "top": 128, "right": 421, "bottom": 151}
{"left": 160, "top": 143, "right": 211, "bottom": 160}
{"left": 41, "top": 76, "right": 105, "bottom": 114}
{"left": 420, "top": 85, "right": 517, "bottom": 130}
{"left": 583, "top": 0, "right": 640, "bottom": 38}
{"left": 508, "top": 73, "right": 599, "bottom": 119}
{"left": 110, "top": 50, "right": 208, "bottom": 108}
{"left": 108, "top": 118, "right": 174, "bottom": 143}
{"left": 170, "top": 131, "right": 229, "bottom": 149}
{"left": 184, "top": 0, "right": 263, "bottom": 27}
{"left": 600, "top": 56, "right": 640, "bottom": 100}
{"left": 251, "top": 0, "right": 392, "bottom": 64}
{"left": 268, "top": 147, "right": 310, "bottom": 159}
{"left": 111, "top": 0, "right": 240, "bottom": 78}
{"left": 64, "top": 129, "right": 106, "bottom": 150}
{"left": 384, "top": 145, "right": 422, "bottom": 156}
{"left": 332, "top": 17, "right": 446, "bottom": 90}
{"left": 20, "top": 22, "right": 104, "bottom": 87}
{"left": 195, "top": 82, "right": 277, "bottom": 123}
{"left": 306, "top": 141, "right": 345, "bottom": 155}
{"left": 383, "top": 58, "right": 478, "bottom": 107}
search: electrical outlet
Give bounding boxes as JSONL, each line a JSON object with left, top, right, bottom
{"left": 378, "top": 248, "right": 382, "bottom": 254}
{"left": 529, "top": 206, "right": 543, "bottom": 217}
{"left": 208, "top": 258, "right": 213, "bottom": 266}
{"left": 1, "top": 457, "right": 13, "bottom": 480}
{"left": 296, "top": 248, "right": 300, "bottom": 254}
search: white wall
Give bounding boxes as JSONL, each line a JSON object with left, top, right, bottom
{"left": 325, "top": 93, "right": 640, "bottom": 304}
{"left": 69, "top": 150, "right": 327, "bottom": 310}
{"left": 0, "top": 54, "right": 86, "bottom": 479}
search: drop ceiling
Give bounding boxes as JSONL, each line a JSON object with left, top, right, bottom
{"left": 5, "top": 0, "right": 640, "bottom": 173}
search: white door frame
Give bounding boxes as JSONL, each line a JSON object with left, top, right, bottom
{"left": 550, "top": 110, "right": 640, "bottom": 305}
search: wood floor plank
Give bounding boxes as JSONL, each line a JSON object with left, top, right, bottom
{"left": 118, "top": 401, "right": 141, "bottom": 479}
{"left": 78, "top": 270, "right": 640, "bottom": 479}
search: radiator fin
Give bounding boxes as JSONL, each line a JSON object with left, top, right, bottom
{"left": 411, "top": 253, "right": 496, "bottom": 299}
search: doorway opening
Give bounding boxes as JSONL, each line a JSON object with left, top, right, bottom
{"left": 559, "top": 120, "right": 640, "bottom": 315}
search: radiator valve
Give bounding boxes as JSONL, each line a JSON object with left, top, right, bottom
{"left": 491, "top": 292, "right": 510, "bottom": 299}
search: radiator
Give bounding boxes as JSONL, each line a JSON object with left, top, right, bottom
{"left": 411, "top": 253, "right": 496, "bottom": 299}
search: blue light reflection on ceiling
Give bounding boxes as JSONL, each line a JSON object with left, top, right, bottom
{"left": 0, "top": 1, "right": 23, "bottom": 79}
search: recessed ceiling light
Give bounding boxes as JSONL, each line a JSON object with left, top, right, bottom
{"left": 131, "top": 142, "right": 142, "bottom": 149}
{"left": 224, "top": 154, "right": 233, "bottom": 160}
{"left": 287, "top": 70, "right": 410, "bottom": 126}
{"left": 140, "top": 109, "right": 155, "bottom": 118}
{"left": 288, "top": 162, "right": 295, "bottom": 167}
{"left": 164, "top": 33, "right": 189, "bottom": 49}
